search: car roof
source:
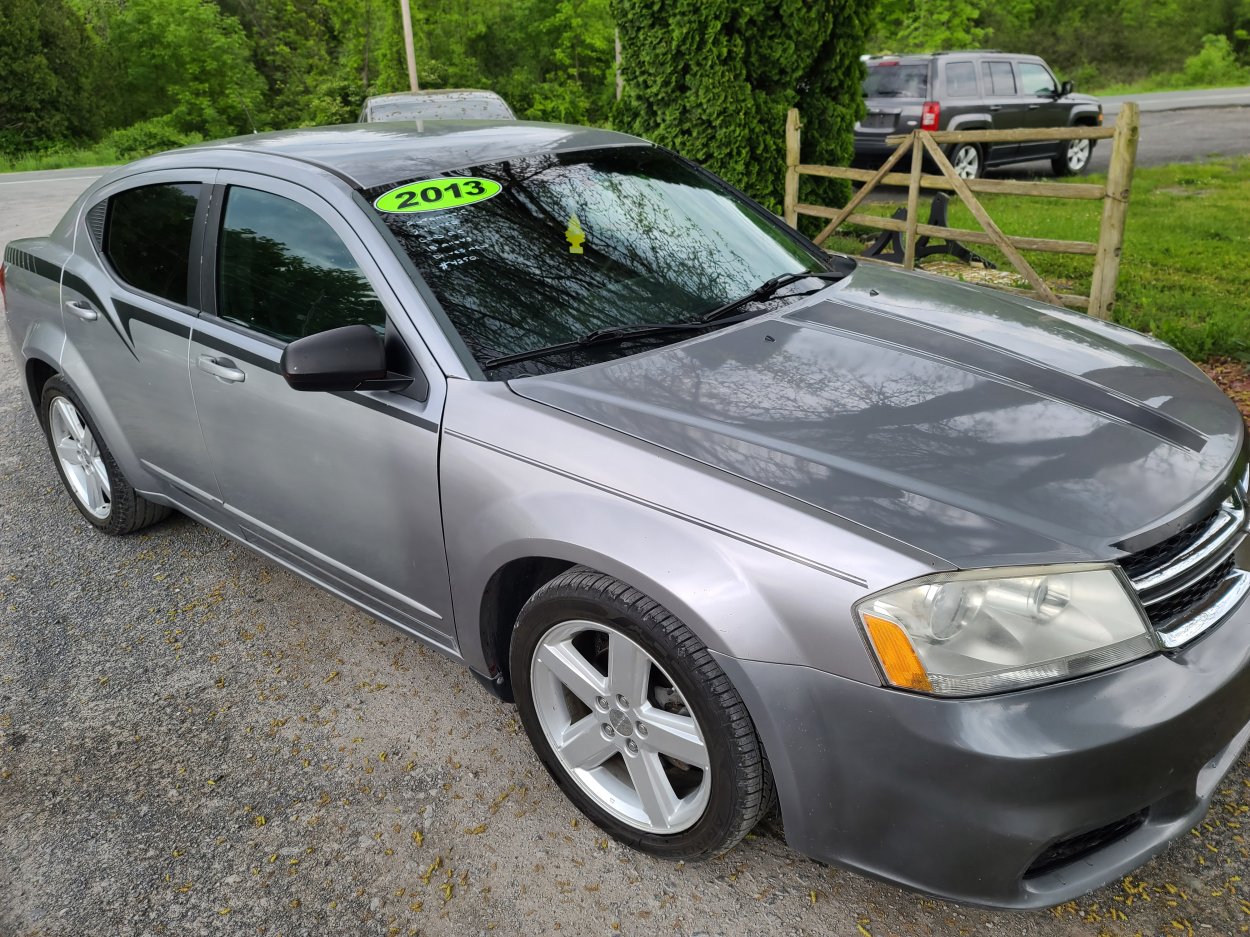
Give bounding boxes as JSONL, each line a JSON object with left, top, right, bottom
{"left": 150, "top": 120, "right": 647, "bottom": 190}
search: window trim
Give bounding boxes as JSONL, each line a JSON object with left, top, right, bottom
{"left": 95, "top": 178, "right": 210, "bottom": 314}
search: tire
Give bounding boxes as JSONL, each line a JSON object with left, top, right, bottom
{"left": 39, "top": 376, "right": 171, "bottom": 535}
{"left": 1052, "top": 136, "right": 1094, "bottom": 176}
{"left": 946, "top": 142, "right": 983, "bottom": 180}
{"left": 511, "top": 567, "right": 774, "bottom": 860}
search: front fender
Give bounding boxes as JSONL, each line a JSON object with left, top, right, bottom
{"left": 442, "top": 433, "right": 883, "bottom": 686}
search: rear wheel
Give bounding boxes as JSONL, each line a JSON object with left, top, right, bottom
{"left": 1052, "top": 137, "right": 1094, "bottom": 176}
{"left": 511, "top": 567, "right": 773, "bottom": 859}
{"left": 40, "top": 377, "right": 170, "bottom": 534}
{"left": 947, "top": 142, "right": 983, "bottom": 180}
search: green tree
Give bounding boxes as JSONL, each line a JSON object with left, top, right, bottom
{"left": 870, "top": 0, "right": 990, "bottom": 53}
{"left": 0, "top": 0, "right": 100, "bottom": 155}
{"left": 612, "top": 0, "right": 875, "bottom": 214}
{"left": 104, "top": 0, "right": 265, "bottom": 137}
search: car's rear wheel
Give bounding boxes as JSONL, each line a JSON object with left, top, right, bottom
{"left": 511, "top": 567, "right": 773, "bottom": 859}
{"left": 1052, "top": 137, "right": 1094, "bottom": 176}
{"left": 40, "top": 377, "right": 170, "bottom": 534}
{"left": 947, "top": 143, "right": 983, "bottom": 180}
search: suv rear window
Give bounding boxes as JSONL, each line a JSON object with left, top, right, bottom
{"left": 862, "top": 64, "right": 928, "bottom": 97}
{"left": 945, "top": 62, "right": 978, "bottom": 97}
{"left": 982, "top": 61, "right": 1017, "bottom": 96}
{"left": 104, "top": 183, "right": 200, "bottom": 305}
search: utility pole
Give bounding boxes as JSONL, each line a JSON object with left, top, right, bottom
{"left": 400, "top": 0, "right": 419, "bottom": 92}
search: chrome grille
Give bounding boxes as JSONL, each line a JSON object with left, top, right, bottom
{"left": 1122, "top": 479, "right": 1249, "bottom": 648}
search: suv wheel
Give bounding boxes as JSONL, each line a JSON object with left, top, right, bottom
{"left": 511, "top": 567, "right": 774, "bottom": 859}
{"left": 1052, "top": 137, "right": 1093, "bottom": 176}
{"left": 947, "top": 143, "right": 982, "bottom": 180}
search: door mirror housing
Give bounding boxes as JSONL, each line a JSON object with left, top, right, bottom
{"left": 1059, "top": 79, "right": 1074, "bottom": 97}
{"left": 280, "top": 324, "right": 413, "bottom": 393}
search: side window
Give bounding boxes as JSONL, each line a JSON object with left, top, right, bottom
{"left": 945, "top": 62, "right": 978, "bottom": 97}
{"left": 981, "top": 61, "right": 1017, "bottom": 96}
{"left": 1019, "top": 63, "right": 1057, "bottom": 96}
{"left": 104, "top": 183, "right": 200, "bottom": 305}
{"left": 216, "top": 187, "right": 386, "bottom": 343}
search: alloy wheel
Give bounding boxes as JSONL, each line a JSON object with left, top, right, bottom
{"left": 529, "top": 619, "right": 711, "bottom": 833}
{"left": 49, "top": 396, "right": 111, "bottom": 519}
{"left": 1066, "top": 138, "right": 1091, "bottom": 172}
{"left": 951, "top": 144, "right": 980, "bottom": 179}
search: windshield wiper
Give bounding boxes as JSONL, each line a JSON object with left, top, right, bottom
{"left": 483, "top": 270, "right": 845, "bottom": 371}
{"left": 698, "top": 270, "right": 845, "bottom": 323}
{"left": 483, "top": 320, "right": 726, "bottom": 370}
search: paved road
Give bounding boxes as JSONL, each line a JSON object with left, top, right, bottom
{"left": 1102, "top": 85, "right": 1250, "bottom": 114}
{"left": 4, "top": 168, "right": 1250, "bottom": 937}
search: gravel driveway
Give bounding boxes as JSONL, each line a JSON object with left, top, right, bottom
{"left": 3, "top": 175, "right": 1250, "bottom": 937}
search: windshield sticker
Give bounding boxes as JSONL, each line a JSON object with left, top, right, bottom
{"left": 374, "top": 177, "right": 502, "bottom": 213}
{"left": 565, "top": 214, "right": 585, "bottom": 254}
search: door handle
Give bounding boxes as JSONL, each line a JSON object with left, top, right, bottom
{"left": 197, "top": 355, "right": 246, "bottom": 384}
{"left": 65, "top": 299, "right": 98, "bottom": 321}
{"left": 989, "top": 105, "right": 1002, "bottom": 111}
{"left": 1028, "top": 104, "right": 1040, "bottom": 110}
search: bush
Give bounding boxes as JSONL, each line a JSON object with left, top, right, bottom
{"left": 1182, "top": 34, "right": 1250, "bottom": 86}
{"left": 104, "top": 117, "right": 203, "bottom": 161}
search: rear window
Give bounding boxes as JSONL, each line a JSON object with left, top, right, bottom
{"left": 982, "top": 61, "right": 1017, "bottom": 96}
{"left": 862, "top": 64, "right": 929, "bottom": 98}
{"left": 104, "top": 183, "right": 200, "bottom": 305}
{"left": 945, "top": 62, "right": 978, "bottom": 97}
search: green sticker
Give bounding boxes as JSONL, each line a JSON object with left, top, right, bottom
{"left": 374, "top": 177, "right": 501, "bottom": 213}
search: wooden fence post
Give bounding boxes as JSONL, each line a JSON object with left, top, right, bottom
{"left": 784, "top": 108, "right": 801, "bottom": 228}
{"left": 903, "top": 132, "right": 924, "bottom": 269}
{"left": 1089, "top": 102, "right": 1140, "bottom": 320}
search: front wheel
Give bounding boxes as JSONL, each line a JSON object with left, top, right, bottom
{"left": 1052, "top": 137, "right": 1094, "bottom": 176}
{"left": 511, "top": 567, "right": 773, "bottom": 859}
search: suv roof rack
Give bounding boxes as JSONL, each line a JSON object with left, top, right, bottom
{"left": 932, "top": 49, "right": 1004, "bottom": 55}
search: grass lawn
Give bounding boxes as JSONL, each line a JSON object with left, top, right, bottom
{"left": 821, "top": 158, "right": 1250, "bottom": 363}
{"left": 0, "top": 143, "right": 125, "bottom": 174}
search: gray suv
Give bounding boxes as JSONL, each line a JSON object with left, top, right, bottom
{"left": 855, "top": 51, "right": 1104, "bottom": 178}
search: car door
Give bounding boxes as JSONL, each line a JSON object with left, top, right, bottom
{"left": 979, "top": 60, "right": 1024, "bottom": 160}
{"left": 1016, "top": 61, "right": 1068, "bottom": 158}
{"left": 187, "top": 173, "right": 455, "bottom": 647}
{"left": 60, "top": 171, "right": 224, "bottom": 504}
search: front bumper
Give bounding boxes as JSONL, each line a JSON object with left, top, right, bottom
{"left": 713, "top": 582, "right": 1250, "bottom": 908}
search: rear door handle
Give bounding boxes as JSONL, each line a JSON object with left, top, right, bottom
{"left": 1028, "top": 104, "right": 1040, "bottom": 110}
{"left": 989, "top": 105, "right": 1002, "bottom": 111}
{"left": 65, "top": 299, "right": 98, "bottom": 321}
{"left": 197, "top": 355, "right": 246, "bottom": 384}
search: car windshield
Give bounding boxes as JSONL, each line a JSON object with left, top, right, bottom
{"left": 366, "top": 146, "right": 841, "bottom": 378}
{"left": 862, "top": 64, "right": 929, "bottom": 97}
{"left": 371, "top": 94, "right": 514, "bottom": 121}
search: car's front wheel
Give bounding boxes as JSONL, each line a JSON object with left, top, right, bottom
{"left": 1052, "top": 137, "right": 1094, "bottom": 176}
{"left": 511, "top": 567, "right": 773, "bottom": 859}
{"left": 40, "top": 377, "right": 170, "bottom": 535}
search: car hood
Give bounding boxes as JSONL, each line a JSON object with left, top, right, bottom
{"left": 509, "top": 266, "right": 1243, "bottom": 568}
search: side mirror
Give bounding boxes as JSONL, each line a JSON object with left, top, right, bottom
{"left": 280, "top": 324, "right": 413, "bottom": 393}
{"left": 1059, "top": 79, "right": 1074, "bottom": 97}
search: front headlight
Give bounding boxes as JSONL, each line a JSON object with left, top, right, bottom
{"left": 856, "top": 564, "right": 1157, "bottom": 697}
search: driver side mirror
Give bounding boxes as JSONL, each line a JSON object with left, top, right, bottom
{"left": 280, "top": 324, "right": 413, "bottom": 393}
{"left": 1058, "top": 79, "right": 1074, "bottom": 97}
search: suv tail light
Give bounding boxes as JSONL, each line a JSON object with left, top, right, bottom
{"left": 921, "top": 101, "right": 941, "bottom": 131}
{"left": 0, "top": 261, "right": 6, "bottom": 306}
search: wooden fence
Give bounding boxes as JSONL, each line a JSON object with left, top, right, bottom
{"left": 783, "top": 103, "right": 1141, "bottom": 318}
